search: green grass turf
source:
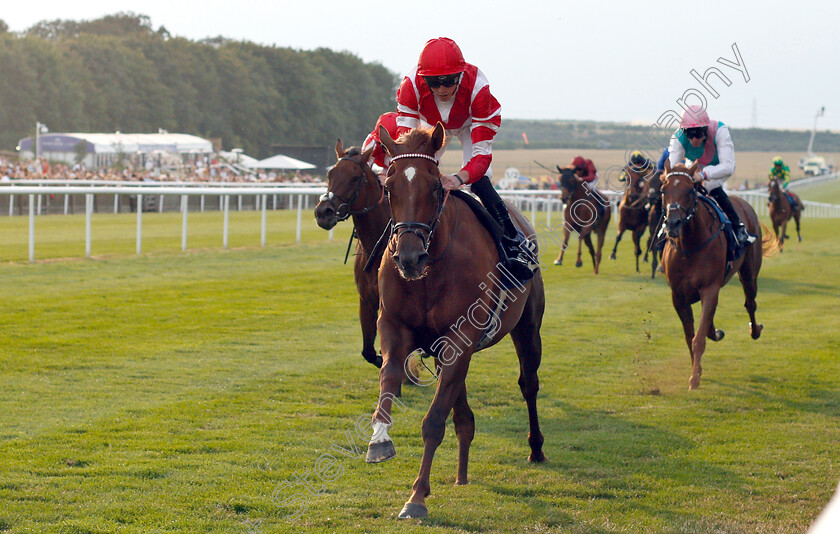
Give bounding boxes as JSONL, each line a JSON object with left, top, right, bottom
{"left": 0, "top": 209, "right": 838, "bottom": 533}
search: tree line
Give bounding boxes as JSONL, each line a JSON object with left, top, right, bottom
{"left": 0, "top": 13, "right": 398, "bottom": 158}
{"left": 1, "top": 13, "right": 835, "bottom": 160}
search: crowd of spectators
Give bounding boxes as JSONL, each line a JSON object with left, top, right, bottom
{"left": 0, "top": 156, "right": 324, "bottom": 184}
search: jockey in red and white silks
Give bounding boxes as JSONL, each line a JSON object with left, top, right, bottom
{"left": 395, "top": 48, "right": 501, "bottom": 185}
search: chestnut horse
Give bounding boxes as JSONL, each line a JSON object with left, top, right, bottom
{"left": 661, "top": 161, "right": 776, "bottom": 389}
{"left": 314, "top": 141, "right": 390, "bottom": 368}
{"left": 368, "top": 123, "right": 546, "bottom": 519}
{"left": 552, "top": 167, "right": 612, "bottom": 273}
{"left": 610, "top": 164, "right": 652, "bottom": 272}
{"left": 768, "top": 176, "right": 803, "bottom": 250}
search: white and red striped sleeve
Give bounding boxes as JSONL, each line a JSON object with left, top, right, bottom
{"left": 396, "top": 70, "right": 421, "bottom": 137}
{"left": 462, "top": 69, "right": 501, "bottom": 183}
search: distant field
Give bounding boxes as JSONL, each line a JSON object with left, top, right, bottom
{"left": 797, "top": 179, "right": 840, "bottom": 204}
{"left": 440, "top": 149, "right": 840, "bottom": 191}
{"left": 0, "top": 209, "right": 838, "bottom": 532}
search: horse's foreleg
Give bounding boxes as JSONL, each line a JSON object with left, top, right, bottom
{"left": 368, "top": 318, "right": 413, "bottom": 464}
{"left": 400, "top": 360, "right": 471, "bottom": 519}
{"left": 452, "top": 386, "right": 474, "bottom": 485}
{"left": 359, "top": 298, "right": 382, "bottom": 368}
{"left": 672, "top": 292, "right": 695, "bottom": 372}
{"left": 575, "top": 235, "right": 584, "bottom": 268}
{"left": 610, "top": 228, "right": 625, "bottom": 260}
{"left": 632, "top": 227, "right": 644, "bottom": 273}
{"left": 692, "top": 287, "right": 721, "bottom": 390}
{"left": 582, "top": 233, "right": 596, "bottom": 272}
{"left": 553, "top": 224, "right": 571, "bottom": 265}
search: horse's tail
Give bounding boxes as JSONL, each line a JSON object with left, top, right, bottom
{"left": 759, "top": 222, "right": 781, "bottom": 257}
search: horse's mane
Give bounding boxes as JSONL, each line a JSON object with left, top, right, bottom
{"left": 396, "top": 127, "right": 438, "bottom": 154}
{"left": 345, "top": 146, "right": 362, "bottom": 157}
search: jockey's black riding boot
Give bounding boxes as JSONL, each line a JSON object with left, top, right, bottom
{"left": 708, "top": 187, "right": 755, "bottom": 246}
{"left": 471, "top": 176, "right": 537, "bottom": 283}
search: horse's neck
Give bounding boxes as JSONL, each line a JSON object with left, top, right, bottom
{"left": 680, "top": 203, "right": 716, "bottom": 244}
{"left": 428, "top": 196, "right": 457, "bottom": 254}
{"left": 351, "top": 176, "right": 388, "bottom": 254}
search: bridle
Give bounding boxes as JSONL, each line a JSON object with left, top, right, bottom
{"left": 387, "top": 152, "right": 447, "bottom": 254}
{"left": 319, "top": 156, "right": 384, "bottom": 221}
{"left": 663, "top": 171, "right": 698, "bottom": 224}
{"left": 662, "top": 170, "right": 725, "bottom": 256}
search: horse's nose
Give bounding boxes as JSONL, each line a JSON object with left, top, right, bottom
{"left": 314, "top": 202, "right": 336, "bottom": 230}
{"left": 666, "top": 219, "right": 682, "bottom": 238}
{"left": 394, "top": 249, "right": 429, "bottom": 280}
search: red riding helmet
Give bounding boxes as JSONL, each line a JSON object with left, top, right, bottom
{"left": 417, "top": 37, "right": 466, "bottom": 76}
{"left": 571, "top": 156, "right": 586, "bottom": 169}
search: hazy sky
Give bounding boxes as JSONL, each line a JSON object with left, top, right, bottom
{"left": 4, "top": 0, "right": 839, "bottom": 134}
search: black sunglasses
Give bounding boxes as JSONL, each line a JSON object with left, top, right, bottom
{"left": 684, "top": 127, "right": 708, "bottom": 139}
{"left": 424, "top": 74, "right": 460, "bottom": 89}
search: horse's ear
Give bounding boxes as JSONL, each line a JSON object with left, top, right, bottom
{"left": 431, "top": 122, "right": 446, "bottom": 153}
{"left": 335, "top": 139, "right": 346, "bottom": 159}
{"left": 360, "top": 145, "right": 374, "bottom": 164}
{"left": 556, "top": 165, "right": 563, "bottom": 173}
{"left": 379, "top": 124, "right": 397, "bottom": 156}
{"left": 688, "top": 160, "right": 700, "bottom": 176}
{"left": 663, "top": 158, "right": 671, "bottom": 175}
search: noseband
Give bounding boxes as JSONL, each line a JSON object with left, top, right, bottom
{"left": 388, "top": 153, "right": 446, "bottom": 254}
{"left": 319, "top": 156, "right": 383, "bottom": 221}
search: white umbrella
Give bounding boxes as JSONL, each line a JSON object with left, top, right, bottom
{"left": 248, "top": 154, "right": 316, "bottom": 170}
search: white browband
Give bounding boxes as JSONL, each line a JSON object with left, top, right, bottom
{"left": 390, "top": 153, "right": 438, "bottom": 164}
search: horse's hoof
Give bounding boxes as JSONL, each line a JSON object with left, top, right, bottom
{"left": 553, "top": 259, "right": 562, "bottom": 266}
{"left": 713, "top": 329, "right": 725, "bottom": 342}
{"left": 750, "top": 322, "right": 763, "bottom": 340}
{"left": 689, "top": 376, "right": 700, "bottom": 390}
{"left": 609, "top": 252, "right": 616, "bottom": 260}
{"left": 366, "top": 440, "right": 396, "bottom": 463}
{"left": 398, "top": 502, "right": 428, "bottom": 519}
{"left": 455, "top": 477, "right": 469, "bottom": 486}
{"left": 528, "top": 451, "right": 546, "bottom": 463}
{"left": 575, "top": 261, "right": 583, "bottom": 268}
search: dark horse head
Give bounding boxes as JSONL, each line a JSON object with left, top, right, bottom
{"left": 621, "top": 163, "right": 651, "bottom": 206}
{"left": 767, "top": 175, "right": 782, "bottom": 204}
{"left": 378, "top": 123, "right": 446, "bottom": 280}
{"left": 660, "top": 160, "right": 700, "bottom": 239}
{"left": 314, "top": 140, "right": 378, "bottom": 230}
{"left": 556, "top": 166, "right": 578, "bottom": 205}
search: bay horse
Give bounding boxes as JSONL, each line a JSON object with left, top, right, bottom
{"left": 553, "top": 167, "right": 611, "bottom": 274}
{"left": 767, "top": 176, "right": 803, "bottom": 250}
{"left": 610, "top": 164, "right": 652, "bottom": 272}
{"left": 661, "top": 161, "right": 776, "bottom": 390}
{"left": 643, "top": 170, "right": 664, "bottom": 279}
{"left": 368, "top": 123, "right": 546, "bottom": 519}
{"left": 314, "top": 141, "right": 390, "bottom": 368}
